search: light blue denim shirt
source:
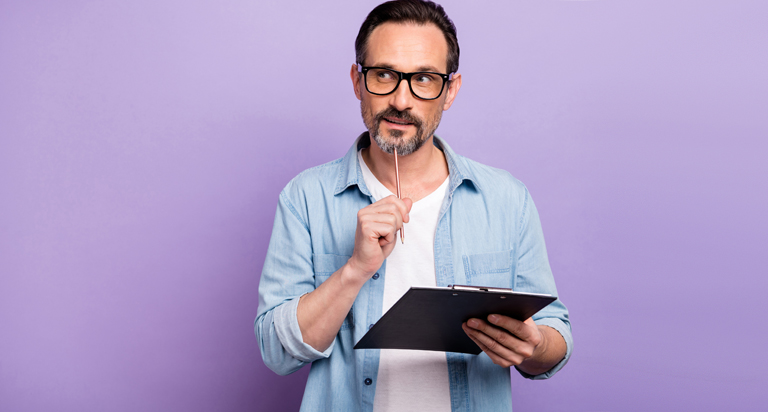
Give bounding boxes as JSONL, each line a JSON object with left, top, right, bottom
{"left": 256, "top": 134, "right": 572, "bottom": 412}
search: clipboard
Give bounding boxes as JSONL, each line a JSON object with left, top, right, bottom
{"left": 353, "top": 285, "right": 557, "bottom": 354}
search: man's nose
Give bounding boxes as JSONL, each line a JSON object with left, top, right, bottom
{"left": 389, "top": 78, "right": 415, "bottom": 112}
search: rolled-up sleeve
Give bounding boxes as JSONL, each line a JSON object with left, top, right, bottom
{"left": 255, "top": 187, "right": 333, "bottom": 376}
{"left": 513, "top": 189, "right": 573, "bottom": 380}
{"left": 522, "top": 317, "right": 573, "bottom": 380}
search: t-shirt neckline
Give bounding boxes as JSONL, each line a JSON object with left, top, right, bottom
{"left": 357, "top": 149, "right": 449, "bottom": 208}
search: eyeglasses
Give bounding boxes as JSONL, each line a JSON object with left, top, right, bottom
{"left": 357, "top": 63, "right": 454, "bottom": 100}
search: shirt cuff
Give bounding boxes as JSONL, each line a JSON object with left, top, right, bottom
{"left": 273, "top": 295, "right": 335, "bottom": 363}
{"left": 516, "top": 317, "right": 573, "bottom": 380}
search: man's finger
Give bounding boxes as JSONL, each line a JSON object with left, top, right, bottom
{"left": 466, "top": 318, "right": 536, "bottom": 359}
{"left": 402, "top": 197, "right": 413, "bottom": 222}
{"left": 363, "top": 200, "right": 400, "bottom": 215}
{"left": 365, "top": 199, "right": 406, "bottom": 227}
{"left": 378, "top": 227, "right": 395, "bottom": 247}
{"left": 465, "top": 322, "right": 520, "bottom": 358}
{"left": 361, "top": 221, "right": 395, "bottom": 242}
{"left": 363, "top": 212, "right": 399, "bottom": 229}
{"left": 466, "top": 318, "right": 513, "bottom": 341}
{"left": 379, "top": 195, "right": 410, "bottom": 223}
{"left": 463, "top": 323, "right": 521, "bottom": 368}
{"left": 360, "top": 202, "right": 404, "bottom": 228}
{"left": 486, "top": 314, "right": 537, "bottom": 342}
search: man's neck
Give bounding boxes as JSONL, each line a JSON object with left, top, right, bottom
{"left": 361, "top": 135, "right": 449, "bottom": 203}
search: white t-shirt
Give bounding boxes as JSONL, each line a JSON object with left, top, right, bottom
{"left": 358, "top": 150, "right": 452, "bottom": 412}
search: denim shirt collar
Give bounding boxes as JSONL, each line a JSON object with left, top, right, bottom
{"left": 333, "top": 132, "right": 479, "bottom": 197}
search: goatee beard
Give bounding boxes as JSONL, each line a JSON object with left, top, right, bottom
{"left": 363, "top": 106, "right": 441, "bottom": 156}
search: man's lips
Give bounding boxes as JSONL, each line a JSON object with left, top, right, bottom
{"left": 383, "top": 117, "right": 414, "bottom": 126}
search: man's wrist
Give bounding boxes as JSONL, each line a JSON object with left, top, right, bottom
{"left": 532, "top": 324, "right": 549, "bottom": 359}
{"left": 517, "top": 325, "right": 564, "bottom": 376}
{"left": 340, "top": 259, "right": 373, "bottom": 289}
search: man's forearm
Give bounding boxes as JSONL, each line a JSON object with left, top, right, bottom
{"left": 296, "top": 262, "right": 368, "bottom": 352}
{"left": 516, "top": 325, "right": 567, "bottom": 376}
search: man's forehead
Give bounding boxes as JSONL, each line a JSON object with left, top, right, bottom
{"left": 365, "top": 22, "right": 448, "bottom": 73}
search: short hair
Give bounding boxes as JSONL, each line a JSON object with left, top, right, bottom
{"left": 355, "top": 0, "right": 460, "bottom": 74}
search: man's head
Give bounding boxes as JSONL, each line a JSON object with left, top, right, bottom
{"left": 351, "top": 0, "right": 462, "bottom": 156}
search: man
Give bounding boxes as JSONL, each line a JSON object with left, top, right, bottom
{"left": 256, "top": 1, "right": 572, "bottom": 411}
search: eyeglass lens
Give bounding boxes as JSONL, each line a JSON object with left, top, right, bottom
{"left": 365, "top": 68, "right": 444, "bottom": 99}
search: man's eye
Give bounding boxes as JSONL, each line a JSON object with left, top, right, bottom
{"left": 376, "top": 71, "right": 395, "bottom": 80}
{"left": 415, "top": 74, "right": 436, "bottom": 84}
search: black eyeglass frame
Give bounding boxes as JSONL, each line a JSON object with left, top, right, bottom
{"left": 357, "top": 63, "right": 455, "bottom": 101}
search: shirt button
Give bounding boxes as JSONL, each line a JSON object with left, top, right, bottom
{"left": 368, "top": 324, "right": 374, "bottom": 330}
{"left": 364, "top": 378, "right": 373, "bottom": 386}
{"left": 372, "top": 273, "right": 380, "bottom": 280}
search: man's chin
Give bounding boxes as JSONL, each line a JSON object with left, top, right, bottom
{"left": 370, "top": 132, "right": 397, "bottom": 154}
{"left": 382, "top": 134, "right": 413, "bottom": 147}
{"left": 371, "top": 132, "right": 427, "bottom": 156}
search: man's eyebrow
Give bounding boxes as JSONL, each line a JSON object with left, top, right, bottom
{"left": 415, "top": 65, "right": 442, "bottom": 73}
{"left": 369, "top": 63, "right": 444, "bottom": 73}
{"left": 370, "top": 63, "right": 395, "bottom": 70}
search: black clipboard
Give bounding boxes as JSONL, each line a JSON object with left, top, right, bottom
{"left": 353, "top": 285, "right": 557, "bottom": 354}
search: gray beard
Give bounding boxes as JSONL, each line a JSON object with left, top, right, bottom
{"left": 364, "top": 106, "right": 442, "bottom": 156}
{"left": 370, "top": 130, "right": 426, "bottom": 156}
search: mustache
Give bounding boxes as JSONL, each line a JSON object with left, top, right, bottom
{"left": 374, "top": 107, "right": 423, "bottom": 128}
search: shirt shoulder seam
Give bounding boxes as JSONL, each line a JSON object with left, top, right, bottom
{"left": 279, "top": 188, "right": 309, "bottom": 231}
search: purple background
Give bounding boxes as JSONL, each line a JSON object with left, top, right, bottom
{"left": 1, "top": 0, "right": 766, "bottom": 411}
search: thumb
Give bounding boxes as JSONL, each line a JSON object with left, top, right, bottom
{"left": 403, "top": 198, "right": 413, "bottom": 222}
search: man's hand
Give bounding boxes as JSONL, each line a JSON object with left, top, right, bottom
{"left": 347, "top": 195, "right": 412, "bottom": 281}
{"left": 462, "top": 315, "right": 566, "bottom": 375}
{"left": 297, "top": 195, "right": 412, "bottom": 352}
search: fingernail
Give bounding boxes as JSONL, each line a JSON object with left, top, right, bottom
{"left": 488, "top": 315, "right": 499, "bottom": 324}
{"left": 468, "top": 319, "right": 479, "bottom": 328}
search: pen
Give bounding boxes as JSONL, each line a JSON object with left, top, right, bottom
{"left": 394, "top": 147, "right": 404, "bottom": 244}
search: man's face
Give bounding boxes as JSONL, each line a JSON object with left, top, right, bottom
{"left": 352, "top": 22, "right": 460, "bottom": 156}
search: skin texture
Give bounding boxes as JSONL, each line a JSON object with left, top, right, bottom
{"left": 296, "top": 22, "right": 566, "bottom": 376}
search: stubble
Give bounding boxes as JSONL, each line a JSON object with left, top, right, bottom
{"left": 361, "top": 103, "right": 443, "bottom": 156}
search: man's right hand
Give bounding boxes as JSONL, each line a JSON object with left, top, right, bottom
{"left": 347, "top": 195, "right": 413, "bottom": 281}
{"left": 297, "top": 195, "right": 412, "bottom": 352}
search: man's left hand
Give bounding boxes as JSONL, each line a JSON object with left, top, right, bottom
{"left": 462, "top": 315, "right": 544, "bottom": 369}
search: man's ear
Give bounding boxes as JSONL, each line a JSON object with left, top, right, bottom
{"left": 350, "top": 64, "right": 362, "bottom": 101}
{"left": 442, "top": 73, "right": 462, "bottom": 111}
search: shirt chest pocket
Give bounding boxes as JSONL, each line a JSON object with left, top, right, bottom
{"left": 312, "top": 254, "right": 354, "bottom": 331}
{"left": 462, "top": 249, "right": 514, "bottom": 289}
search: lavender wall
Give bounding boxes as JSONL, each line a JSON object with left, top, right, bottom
{"left": 1, "top": 1, "right": 766, "bottom": 411}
